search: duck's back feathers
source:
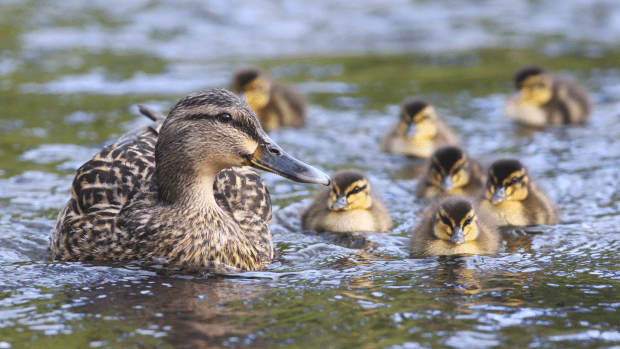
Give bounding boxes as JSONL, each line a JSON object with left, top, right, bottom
{"left": 52, "top": 120, "right": 160, "bottom": 261}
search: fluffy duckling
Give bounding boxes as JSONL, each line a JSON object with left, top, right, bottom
{"left": 415, "top": 146, "right": 486, "bottom": 199}
{"left": 51, "top": 89, "right": 330, "bottom": 272}
{"left": 479, "top": 159, "right": 558, "bottom": 226}
{"left": 504, "top": 66, "right": 591, "bottom": 126}
{"left": 231, "top": 68, "right": 306, "bottom": 132}
{"left": 410, "top": 197, "right": 499, "bottom": 256}
{"left": 382, "top": 98, "right": 459, "bottom": 158}
{"left": 301, "top": 169, "right": 392, "bottom": 233}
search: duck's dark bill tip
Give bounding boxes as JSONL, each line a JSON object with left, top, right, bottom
{"left": 247, "top": 146, "right": 331, "bottom": 186}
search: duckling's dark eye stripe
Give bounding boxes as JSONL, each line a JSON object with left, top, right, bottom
{"left": 440, "top": 214, "right": 452, "bottom": 228}
{"left": 507, "top": 175, "right": 525, "bottom": 185}
{"left": 346, "top": 185, "right": 367, "bottom": 197}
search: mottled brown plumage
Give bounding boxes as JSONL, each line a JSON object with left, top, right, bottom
{"left": 410, "top": 197, "right": 499, "bottom": 257}
{"left": 231, "top": 68, "right": 306, "bottom": 132}
{"left": 416, "top": 146, "right": 486, "bottom": 199}
{"left": 301, "top": 169, "right": 392, "bottom": 233}
{"left": 51, "top": 89, "right": 330, "bottom": 272}
{"left": 478, "top": 159, "right": 558, "bottom": 226}
{"left": 504, "top": 66, "right": 591, "bottom": 126}
{"left": 382, "top": 98, "right": 459, "bottom": 158}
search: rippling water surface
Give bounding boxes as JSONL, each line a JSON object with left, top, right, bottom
{"left": 2, "top": 1, "right": 620, "bottom": 348}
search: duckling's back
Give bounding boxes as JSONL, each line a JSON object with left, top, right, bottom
{"left": 522, "top": 183, "right": 559, "bottom": 225}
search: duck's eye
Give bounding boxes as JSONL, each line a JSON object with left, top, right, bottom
{"left": 440, "top": 215, "right": 452, "bottom": 227}
{"left": 510, "top": 176, "right": 521, "bottom": 185}
{"left": 218, "top": 113, "right": 232, "bottom": 123}
{"left": 351, "top": 186, "right": 362, "bottom": 194}
{"left": 464, "top": 216, "right": 473, "bottom": 226}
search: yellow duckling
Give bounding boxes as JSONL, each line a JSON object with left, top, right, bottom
{"left": 382, "top": 98, "right": 459, "bottom": 158}
{"left": 504, "top": 66, "right": 591, "bottom": 126}
{"left": 410, "top": 197, "right": 499, "bottom": 256}
{"left": 231, "top": 68, "right": 306, "bottom": 132}
{"left": 479, "top": 159, "right": 558, "bottom": 226}
{"left": 415, "top": 146, "right": 486, "bottom": 199}
{"left": 301, "top": 169, "right": 392, "bottom": 233}
{"left": 51, "top": 89, "right": 330, "bottom": 272}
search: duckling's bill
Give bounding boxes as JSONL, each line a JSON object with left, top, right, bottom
{"left": 245, "top": 135, "right": 330, "bottom": 186}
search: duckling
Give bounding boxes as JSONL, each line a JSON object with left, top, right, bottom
{"left": 478, "top": 159, "right": 558, "bottom": 226}
{"left": 51, "top": 89, "right": 330, "bottom": 272}
{"left": 382, "top": 98, "right": 459, "bottom": 158}
{"left": 504, "top": 66, "right": 591, "bottom": 126}
{"left": 231, "top": 68, "right": 306, "bottom": 132}
{"left": 410, "top": 197, "right": 499, "bottom": 257}
{"left": 415, "top": 146, "right": 486, "bottom": 199}
{"left": 301, "top": 169, "right": 392, "bottom": 233}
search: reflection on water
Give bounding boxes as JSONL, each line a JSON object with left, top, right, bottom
{"left": 2, "top": 0, "right": 620, "bottom": 347}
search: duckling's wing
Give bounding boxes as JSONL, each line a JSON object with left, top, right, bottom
{"left": 213, "top": 167, "right": 275, "bottom": 261}
{"left": 51, "top": 123, "right": 160, "bottom": 260}
{"left": 271, "top": 83, "right": 306, "bottom": 128}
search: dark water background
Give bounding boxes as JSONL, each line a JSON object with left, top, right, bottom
{"left": 2, "top": 1, "right": 620, "bottom": 348}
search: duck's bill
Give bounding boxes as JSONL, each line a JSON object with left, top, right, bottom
{"left": 246, "top": 142, "right": 331, "bottom": 186}
{"left": 450, "top": 227, "right": 465, "bottom": 245}
{"left": 489, "top": 187, "right": 506, "bottom": 204}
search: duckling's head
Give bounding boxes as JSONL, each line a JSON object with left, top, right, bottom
{"left": 433, "top": 198, "right": 480, "bottom": 245}
{"left": 426, "top": 146, "right": 471, "bottom": 193}
{"left": 328, "top": 169, "right": 372, "bottom": 211}
{"left": 515, "top": 66, "right": 553, "bottom": 107}
{"left": 397, "top": 99, "right": 438, "bottom": 141}
{"left": 231, "top": 68, "right": 271, "bottom": 110}
{"left": 155, "top": 89, "right": 330, "bottom": 204}
{"left": 484, "top": 159, "right": 530, "bottom": 204}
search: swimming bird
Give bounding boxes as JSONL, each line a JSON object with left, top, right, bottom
{"left": 504, "top": 66, "right": 591, "bottom": 126}
{"left": 231, "top": 68, "right": 306, "bottom": 132}
{"left": 410, "top": 197, "right": 499, "bottom": 256}
{"left": 415, "top": 146, "right": 486, "bottom": 199}
{"left": 301, "top": 169, "right": 392, "bottom": 233}
{"left": 479, "top": 159, "right": 558, "bottom": 226}
{"left": 51, "top": 89, "right": 330, "bottom": 272}
{"left": 382, "top": 98, "right": 459, "bottom": 158}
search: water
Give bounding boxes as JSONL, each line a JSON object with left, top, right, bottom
{"left": 2, "top": 0, "right": 620, "bottom": 348}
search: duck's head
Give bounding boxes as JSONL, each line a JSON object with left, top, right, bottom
{"left": 231, "top": 68, "right": 271, "bottom": 111}
{"left": 397, "top": 99, "right": 438, "bottom": 141}
{"left": 426, "top": 146, "right": 471, "bottom": 193}
{"left": 484, "top": 159, "right": 530, "bottom": 204}
{"left": 155, "top": 89, "right": 330, "bottom": 204}
{"left": 433, "top": 198, "right": 480, "bottom": 245}
{"left": 327, "top": 169, "right": 372, "bottom": 212}
{"left": 515, "top": 66, "right": 553, "bottom": 107}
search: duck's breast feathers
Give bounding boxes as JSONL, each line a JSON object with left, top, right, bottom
{"left": 214, "top": 167, "right": 272, "bottom": 231}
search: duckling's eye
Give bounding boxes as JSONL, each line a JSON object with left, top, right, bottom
{"left": 218, "top": 113, "right": 232, "bottom": 123}
{"left": 464, "top": 216, "right": 473, "bottom": 226}
{"left": 351, "top": 186, "right": 362, "bottom": 194}
{"left": 509, "top": 176, "right": 521, "bottom": 185}
{"left": 440, "top": 215, "right": 452, "bottom": 227}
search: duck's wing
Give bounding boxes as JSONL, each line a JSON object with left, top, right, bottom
{"left": 51, "top": 121, "right": 161, "bottom": 260}
{"left": 213, "top": 167, "right": 275, "bottom": 262}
